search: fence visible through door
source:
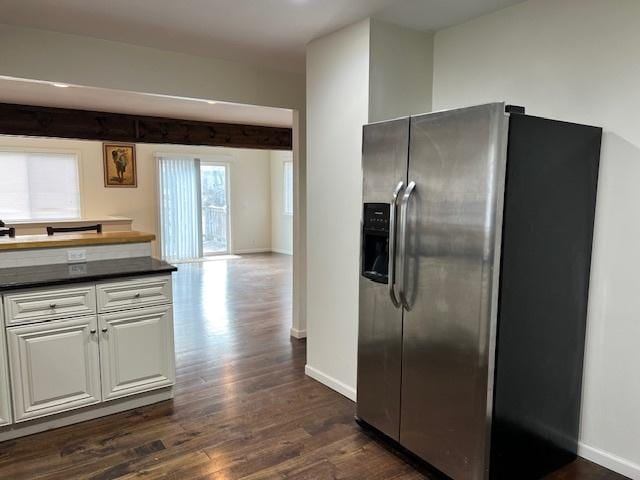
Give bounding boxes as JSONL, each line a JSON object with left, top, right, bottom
{"left": 200, "top": 164, "right": 229, "bottom": 255}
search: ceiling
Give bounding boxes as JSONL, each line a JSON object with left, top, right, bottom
{"left": 0, "top": 77, "right": 293, "bottom": 127}
{"left": 0, "top": 0, "right": 525, "bottom": 73}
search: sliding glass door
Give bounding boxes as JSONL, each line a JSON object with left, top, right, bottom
{"left": 200, "top": 164, "right": 229, "bottom": 255}
{"left": 158, "top": 156, "right": 230, "bottom": 261}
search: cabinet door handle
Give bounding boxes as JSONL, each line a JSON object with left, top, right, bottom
{"left": 101, "top": 327, "right": 108, "bottom": 333}
{"left": 90, "top": 329, "right": 97, "bottom": 334}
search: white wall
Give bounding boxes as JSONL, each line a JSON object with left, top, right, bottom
{"left": 306, "top": 19, "right": 372, "bottom": 399}
{"left": 270, "top": 150, "right": 294, "bottom": 255}
{"left": 369, "top": 19, "right": 434, "bottom": 123}
{"left": 432, "top": 0, "right": 640, "bottom": 477}
{"left": 305, "top": 19, "right": 434, "bottom": 399}
{"left": 0, "top": 136, "right": 273, "bottom": 256}
{"left": 292, "top": 111, "right": 307, "bottom": 338}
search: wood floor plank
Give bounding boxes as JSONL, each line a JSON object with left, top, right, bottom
{"left": 0, "top": 254, "right": 629, "bottom": 480}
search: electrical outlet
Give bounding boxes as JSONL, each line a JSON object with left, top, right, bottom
{"left": 68, "top": 263, "right": 87, "bottom": 275}
{"left": 67, "top": 249, "right": 87, "bottom": 263}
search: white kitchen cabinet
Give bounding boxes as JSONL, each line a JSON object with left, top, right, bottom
{"left": 0, "top": 273, "right": 175, "bottom": 437}
{"left": 7, "top": 316, "right": 102, "bottom": 422}
{"left": 0, "top": 301, "right": 12, "bottom": 426}
{"left": 99, "top": 305, "right": 175, "bottom": 401}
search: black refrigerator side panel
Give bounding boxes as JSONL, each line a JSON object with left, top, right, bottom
{"left": 490, "top": 114, "right": 602, "bottom": 479}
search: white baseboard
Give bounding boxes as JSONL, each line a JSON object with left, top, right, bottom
{"left": 579, "top": 442, "right": 640, "bottom": 480}
{"left": 300, "top": 368, "right": 640, "bottom": 480}
{"left": 272, "top": 248, "right": 293, "bottom": 255}
{"left": 305, "top": 365, "right": 356, "bottom": 401}
{"left": 231, "top": 248, "right": 293, "bottom": 255}
{"left": 290, "top": 327, "right": 307, "bottom": 339}
{"left": 233, "top": 248, "right": 271, "bottom": 254}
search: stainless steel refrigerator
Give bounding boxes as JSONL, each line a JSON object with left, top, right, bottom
{"left": 356, "top": 103, "right": 602, "bottom": 480}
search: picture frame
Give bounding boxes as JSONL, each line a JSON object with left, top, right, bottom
{"left": 103, "top": 143, "right": 137, "bottom": 188}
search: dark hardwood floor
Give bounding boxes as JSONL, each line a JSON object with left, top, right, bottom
{"left": 0, "top": 254, "right": 629, "bottom": 479}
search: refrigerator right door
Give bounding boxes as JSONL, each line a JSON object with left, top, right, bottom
{"left": 399, "top": 103, "right": 508, "bottom": 480}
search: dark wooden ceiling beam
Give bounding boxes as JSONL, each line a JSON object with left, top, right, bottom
{"left": 0, "top": 103, "right": 292, "bottom": 150}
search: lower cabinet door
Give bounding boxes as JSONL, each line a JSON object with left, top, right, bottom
{"left": 7, "top": 316, "right": 101, "bottom": 422}
{"left": 99, "top": 305, "right": 176, "bottom": 401}
{"left": 0, "top": 301, "right": 12, "bottom": 426}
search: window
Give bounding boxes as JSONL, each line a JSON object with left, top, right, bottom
{"left": 283, "top": 161, "right": 293, "bottom": 215}
{"left": 0, "top": 151, "right": 81, "bottom": 221}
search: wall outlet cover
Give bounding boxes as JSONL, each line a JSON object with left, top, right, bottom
{"left": 67, "top": 249, "right": 87, "bottom": 263}
{"left": 68, "top": 264, "right": 88, "bottom": 275}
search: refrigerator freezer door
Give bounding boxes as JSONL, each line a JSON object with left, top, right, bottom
{"left": 400, "top": 103, "right": 508, "bottom": 480}
{"left": 357, "top": 117, "right": 409, "bottom": 441}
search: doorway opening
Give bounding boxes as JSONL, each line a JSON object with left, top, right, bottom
{"left": 158, "top": 156, "right": 233, "bottom": 261}
{"left": 157, "top": 150, "right": 294, "bottom": 265}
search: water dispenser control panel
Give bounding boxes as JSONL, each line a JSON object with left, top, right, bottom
{"left": 361, "top": 203, "right": 390, "bottom": 284}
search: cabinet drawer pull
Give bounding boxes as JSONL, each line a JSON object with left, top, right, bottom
{"left": 49, "top": 303, "right": 57, "bottom": 309}
{"left": 134, "top": 293, "right": 141, "bottom": 298}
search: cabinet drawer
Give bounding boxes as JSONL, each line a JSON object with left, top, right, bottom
{"left": 97, "top": 276, "right": 172, "bottom": 313}
{"left": 4, "top": 285, "right": 97, "bottom": 326}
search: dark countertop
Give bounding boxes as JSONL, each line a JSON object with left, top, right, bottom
{"left": 0, "top": 257, "right": 177, "bottom": 291}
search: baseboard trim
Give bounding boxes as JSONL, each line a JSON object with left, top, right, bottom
{"left": 579, "top": 442, "right": 640, "bottom": 479}
{"left": 232, "top": 248, "right": 293, "bottom": 255}
{"left": 305, "top": 365, "right": 356, "bottom": 401}
{"left": 233, "top": 248, "right": 271, "bottom": 254}
{"left": 301, "top": 367, "right": 640, "bottom": 480}
{"left": 290, "top": 327, "right": 307, "bottom": 339}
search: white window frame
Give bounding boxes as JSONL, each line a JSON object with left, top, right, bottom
{"left": 283, "top": 160, "right": 293, "bottom": 216}
{"left": 0, "top": 146, "right": 84, "bottom": 222}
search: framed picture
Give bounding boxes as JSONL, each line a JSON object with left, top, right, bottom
{"left": 103, "top": 143, "right": 137, "bottom": 187}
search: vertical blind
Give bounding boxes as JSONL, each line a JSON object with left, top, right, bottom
{"left": 158, "top": 156, "right": 202, "bottom": 261}
{"left": 284, "top": 161, "right": 293, "bottom": 215}
{"left": 0, "top": 151, "right": 81, "bottom": 221}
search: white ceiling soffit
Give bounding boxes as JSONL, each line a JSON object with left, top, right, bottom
{"left": 0, "top": 0, "right": 526, "bottom": 73}
{"left": 0, "top": 77, "right": 293, "bottom": 128}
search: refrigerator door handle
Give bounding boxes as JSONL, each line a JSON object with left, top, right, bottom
{"left": 388, "top": 181, "right": 404, "bottom": 308}
{"left": 398, "top": 181, "right": 416, "bottom": 311}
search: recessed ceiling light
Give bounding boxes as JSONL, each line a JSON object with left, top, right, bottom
{"left": 52, "top": 83, "right": 70, "bottom": 88}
